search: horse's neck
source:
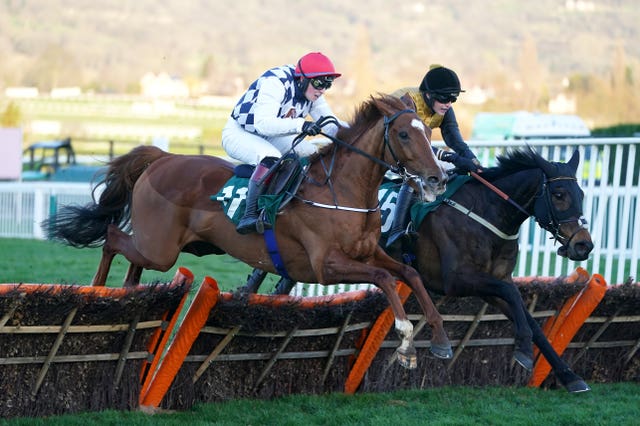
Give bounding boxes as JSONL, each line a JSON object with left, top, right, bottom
{"left": 308, "top": 128, "right": 387, "bottom": 206}
{"left": 477, "top": 168, "right": 543, "bottom": 230}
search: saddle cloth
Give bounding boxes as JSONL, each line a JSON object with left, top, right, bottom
{"left": 378, "top": 174, "right": 471, "bottom": 239}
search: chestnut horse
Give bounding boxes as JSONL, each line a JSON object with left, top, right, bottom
{"left": 385, "top": 148, "right": 594, "bottom": 391}
{"left": 273, "top": 147, "right": 595, "bottom": 391}
{"left": 44, "top": 94, "right": 451, "bottom": 368}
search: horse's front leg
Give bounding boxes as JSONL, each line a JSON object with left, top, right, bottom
{"left": 372, "top": 247, "right": 452, "bottom": 359}
{"left": 525, "top": 311, "right": 590, "bottom": 392}
{"left": 467, "top": 278, "right": 535, "bottom": 370}
{"left": 321, "top": 253, "right": 417, "bottom": 369}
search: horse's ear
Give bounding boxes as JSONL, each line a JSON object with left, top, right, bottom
{"left": 400, "top": 93, "right": 417, "bottom": 111}
{"left": 373, "top": 94, "right": 393, "bottom": 116}
{"left": 567, "top": 149, "right": 580, "bottom": 175}
{"left": 530, "top": 146, "right": 556, "bottom": 177}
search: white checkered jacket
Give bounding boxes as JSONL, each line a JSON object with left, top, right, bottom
{"left": 230, "top": 65, "right": 338, "bottom": 137}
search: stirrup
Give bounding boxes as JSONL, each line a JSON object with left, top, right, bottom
{"left": 236, "top": 216, "right": 259, "bottom": 234}
{"left": 254, "top": 210, "right": 272, "bottom": 234}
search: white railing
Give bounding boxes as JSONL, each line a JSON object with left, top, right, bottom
{"left": 0, "top": 139, "right": 638, "bottom": 290}
{"left": 0, "top": 182, "right": 95, "bottom": 239}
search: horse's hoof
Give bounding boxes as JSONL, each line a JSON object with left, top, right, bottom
{"left": 513, "top": 350, "right": 534, "bottom": 371}
{"left": 397, "top": 351, "right": 418, "bottom": 369}
{"left": 430, "top": 344, "right": 453, "bottom": 360}
{"left": 565, "top": 380, "right": 591, "bottom": 393}
{"left": 396, "top": 346, "right": 417, "bottom": 369}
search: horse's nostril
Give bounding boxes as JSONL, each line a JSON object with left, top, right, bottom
{"left": 577, "top": 241, "right": 594, "bottom": 254}
{"left": 427, "top": 176, "right": 440, "bottom": 185}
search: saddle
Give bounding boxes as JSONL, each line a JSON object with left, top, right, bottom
{"left": 214, "top": 152, "right": 306, "bottom": 225}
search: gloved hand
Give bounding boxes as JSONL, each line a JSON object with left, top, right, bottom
{"left": 440, "top": 151, "right": 480, "bottom": 174}
{"left": 302, "top": 121, "right": 322, "bottom": 136}
{"left": 452, "top": 154, "right": 480, "bottom": 173}
{"left": 461, "top": 149, "right": 482, "bottom": 168}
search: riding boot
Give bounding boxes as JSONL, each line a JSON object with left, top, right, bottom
{"left": 236, "top": 159, "right": 274, "bottom": 234}
{"left": 385, "top": 182, "right": 415, "bottom": 249}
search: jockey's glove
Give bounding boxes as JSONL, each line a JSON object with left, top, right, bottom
{"left": 439, "top": 151, "right": 481, "bottom": 174}
{"left": 302, "top": 120, "right": 322, "bottom": 136}
{"left": 460, "top": 148, "right": 482, "bottom": 167}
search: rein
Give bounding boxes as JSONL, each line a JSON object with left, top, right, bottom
{"left": 470, "top": 171, "right": 529, "bottom": 216}
{"left": 317, "top": 110, "right": 414, "bottom": 175}
{"left": 293, "top": 110, "right": 415, "bottom": 213}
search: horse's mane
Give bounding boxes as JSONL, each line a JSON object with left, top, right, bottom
{"left": 311, "top": 94, "right": 407, "bottom": 160}
{"left": 479, "top": 148, "right": 547, "bottom": 181}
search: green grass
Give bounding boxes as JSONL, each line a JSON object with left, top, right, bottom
{"left": 1, "top": 383, "right": 638, "bottom": 425}
{"left": 0, "top": 238, "right": 281, "bottom": 293}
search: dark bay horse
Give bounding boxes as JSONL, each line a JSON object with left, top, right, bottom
{"left": 45, "top": 94, "right": 452, "bottom": 368}
{"left": 385, "top": 148, "right": 594, "bottom": 392}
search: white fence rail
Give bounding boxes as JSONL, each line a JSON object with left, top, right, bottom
{"left": 0, "top": 139, "right": 638, "bottom": 291}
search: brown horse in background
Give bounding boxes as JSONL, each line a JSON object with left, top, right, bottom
{"left": 44, "top": 94, "right": 452, "bottom": 368}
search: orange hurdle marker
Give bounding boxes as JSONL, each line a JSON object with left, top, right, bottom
{"left": 140, "top": 275, "right": 220, "bottom": 408}
{"left": 528, "top": 273, "right": 607, "bottom": 387}
{"left": 344, "top": 280, "right": 412, "bottom": 394}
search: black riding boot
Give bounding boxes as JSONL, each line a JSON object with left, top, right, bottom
{"left": 385, "top": 182, "right": 415, "bottom": 249}
{"left": 236, "top": 160, "right": 273, "bottom": 234}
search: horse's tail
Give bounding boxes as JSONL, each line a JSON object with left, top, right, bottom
{"left": 43, "top": 145, "right": 168, "bottom": 247}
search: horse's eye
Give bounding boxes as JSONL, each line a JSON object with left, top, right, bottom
{"left": 398, "top": 131, "right": 409, "bottom": 140}
{"left": 553, "top": 192, "right": 564, "bottom": 200}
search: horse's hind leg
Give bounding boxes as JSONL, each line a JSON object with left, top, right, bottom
{"left": 92, "top": 246, "right": 116, "bottom": 286}
{"left": 239, "top": 268, "right": 268, "bottom": 293}
{"left": 96, "top": 224, "right": 167, "bottom": 287}
{"left": 124, "top": 265, "right": 144, "bottom": 287}
{"left": 91, "top": 224, "right": 128, "bottom": 286}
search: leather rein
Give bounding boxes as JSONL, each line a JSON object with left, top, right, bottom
{"left": 292, "top": 110, "right": 416, "bottom": 213}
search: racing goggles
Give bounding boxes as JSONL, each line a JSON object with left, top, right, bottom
{"left": 432, "top": 93, "right": 458, "bottom": 104}
{"left": 309, "top": 76, "right": 334, "bottom": 90}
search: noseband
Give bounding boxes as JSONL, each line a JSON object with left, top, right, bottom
{"left": 290, "top": 110, "right": 421, "bottom": 212}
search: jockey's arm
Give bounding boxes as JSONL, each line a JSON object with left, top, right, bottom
{"left": 440, "top": 108, "right": 477, "bottom": 161}
{"left": 252, "top": 77, "right": 307, "bottom": 137}
{"left": 308, "top": 96, "right": 346, "bottom": 137}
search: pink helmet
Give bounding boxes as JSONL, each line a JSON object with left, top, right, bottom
{"left": 294, "top": 52, "right": 341, "bottom": 78}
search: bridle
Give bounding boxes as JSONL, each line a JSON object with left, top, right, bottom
{"left": 309, "top": 110, "right": 417, "bottom": 178}
{"left": 470, "top": 171, "right": 588, "bottom": 247}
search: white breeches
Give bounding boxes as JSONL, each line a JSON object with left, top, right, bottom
{"left": 222, "top": 118, "right": 319, "bottom": 165}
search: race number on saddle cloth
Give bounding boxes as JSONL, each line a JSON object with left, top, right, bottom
{"left": 378, "top": 174, "right": 471, "bottom": 241}
{"left": 212, "top": 155, "right": 307, "bottom": 227}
